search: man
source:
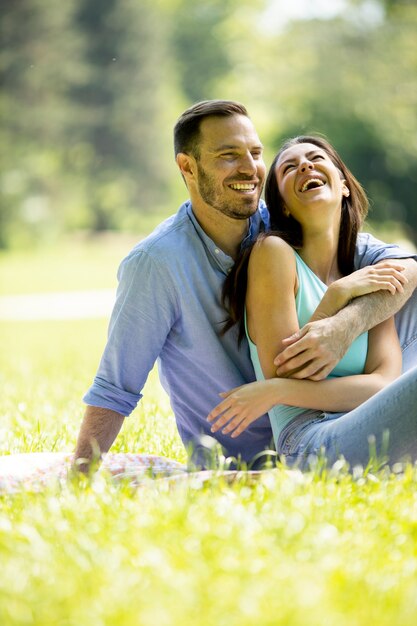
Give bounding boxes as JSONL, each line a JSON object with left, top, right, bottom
{"left": 75, "top": 100, "right": 417, "bottom": 470}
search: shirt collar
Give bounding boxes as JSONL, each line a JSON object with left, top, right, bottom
{"left": 185, "top": 199, "right": 269, "bottom": 275}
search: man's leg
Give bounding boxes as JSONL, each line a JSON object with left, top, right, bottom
{"left": 395, "top": 288, "right": 417, "bottom": 372}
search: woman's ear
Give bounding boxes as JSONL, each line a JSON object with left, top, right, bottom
{"left": 341, "top": 180, "right": 350, "bottom": 198}
{"left": 283, "top": 205, "right": 291, "bottom": 217}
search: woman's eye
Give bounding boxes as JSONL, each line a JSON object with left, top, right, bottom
{"left": 283, "top": 164, "right": 294, "bottom": 173}
{"left": 312, "top": 155, "right": 324, "bottom": 161}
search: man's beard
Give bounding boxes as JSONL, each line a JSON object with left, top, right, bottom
{"left": 197, "top": 162, "right": 259, "bottom": 220}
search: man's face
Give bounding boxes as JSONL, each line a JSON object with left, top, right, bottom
{"left": 193, "top": 115, "right": 266, "bottom": 220}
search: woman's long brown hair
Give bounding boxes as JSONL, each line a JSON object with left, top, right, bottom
{"left": 222, "top": 135, "right": 369, "bottom": 343}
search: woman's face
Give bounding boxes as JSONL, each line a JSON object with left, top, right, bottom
{"left": 274, "top": 142, "right": 349, "bottom": 225}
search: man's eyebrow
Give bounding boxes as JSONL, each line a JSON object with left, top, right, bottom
{"left": 279, "top": 149, "right": 324, "bottom": 167}
{"left": 213, "top": 143, "right": 264, "bottom": 152}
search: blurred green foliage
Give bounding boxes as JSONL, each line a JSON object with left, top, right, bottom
{"left": 1, "top": 0, "right": 417, "bottom": 248}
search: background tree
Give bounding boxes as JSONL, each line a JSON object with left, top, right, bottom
{"left": 68, "top": 0, "right": 175, "bottom": 232}
{"left": 230, "top": 1, "right": 417, "bottom": 242}
{"left": 0, "top": 1, "right": 84, "bottom": 247}
{"left": 1, "top": 0, "right": 416, "bottom": 248}
{"left": 170, "top": 0, "right": 235, "bottom": 102}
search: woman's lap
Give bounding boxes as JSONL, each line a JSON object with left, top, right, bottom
{"left": 279, "top": 364, "right": 417, "bottom": 470}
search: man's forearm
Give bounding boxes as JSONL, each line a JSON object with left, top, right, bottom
{"left": 275, "top": 258, "right": 417, "bottom": 380}
{"left": 335, "top": 258, "right": 417, "bottom": 339}
{"left": 74, "top": 405, "right": 125, "bottom": 472}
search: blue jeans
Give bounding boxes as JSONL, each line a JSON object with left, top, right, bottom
{"left": 277, "top": 289, "right": 417, "bottom": 469}
{"left": 396, "top": 287, "right": 417, "bottom": 373}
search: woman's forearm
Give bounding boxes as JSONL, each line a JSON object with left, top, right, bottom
{"left": 207, "top": 370, "right": 394, "bottom": 439}
{"left": 272, "top": 372, "right": 391, "bottom": 413}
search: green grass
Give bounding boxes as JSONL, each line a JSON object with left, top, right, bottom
{"left": 2, "top": 242, "right": 417, "bottom": 625}
{"left": 0, "top": 233, "right": 138, "bottom": 295}
{"left": 0, "top": 319, "right": 184, "bottom": 460}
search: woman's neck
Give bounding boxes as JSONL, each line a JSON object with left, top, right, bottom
{"left": 298, "top": 227, "right": 342, "bottom": 285}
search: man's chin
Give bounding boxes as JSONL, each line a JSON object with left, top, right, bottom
{"left": 232, "top": 202, "right": 259, "bottom": 219}
{"left": 212, "top": 198, "right": 260, "bottom": 220}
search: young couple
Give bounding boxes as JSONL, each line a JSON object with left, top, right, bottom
{"left": 76, "top": 100, "right": 417, "bottom": 471}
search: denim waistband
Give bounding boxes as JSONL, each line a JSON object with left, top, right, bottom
{"left": 276, "top": 409, "right": 324, "bottom": 457}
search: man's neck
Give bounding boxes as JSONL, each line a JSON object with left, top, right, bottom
{"left": 191, "top": 203, "right": 249, "bottom": 259}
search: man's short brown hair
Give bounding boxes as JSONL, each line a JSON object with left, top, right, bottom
{"left": 173, "top": 99, "right": 249, "bottom": 159}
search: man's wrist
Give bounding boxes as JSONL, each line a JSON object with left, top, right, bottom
{"left": 332, "top": 301, "right": 364, "bottom": 344}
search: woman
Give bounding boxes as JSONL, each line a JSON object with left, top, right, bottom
{"left": 208, "top": 135, "right": 417, "bottom": 469}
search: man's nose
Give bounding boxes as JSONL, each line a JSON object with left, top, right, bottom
{"left": 237, "top": 153, "right": 257, "bottom": 175}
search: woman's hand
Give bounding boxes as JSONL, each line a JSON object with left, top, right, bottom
{"left": 310, "top": 261, "right": 408, "bottom": 323}
{"left": 330, "top": 260, "right": 407, "bottom": 306}
{"left": 275, "top": 261, "right": 409, "bottom": 381}
{"left": 207, "top": 379, "right": 279, "bottom": 438}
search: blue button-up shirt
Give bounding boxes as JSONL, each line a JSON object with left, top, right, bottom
{"left": 84, "top": 200, "right": 416, "bottom": 464}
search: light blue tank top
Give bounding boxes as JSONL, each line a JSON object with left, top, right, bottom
{"left": 247, "top": 250, "right": 368, "bottom": 445}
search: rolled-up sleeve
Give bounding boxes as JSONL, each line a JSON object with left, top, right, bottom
{"left": 355, "top": 232, "right": 417, "bottom": 268}
{"left": 83, "top": 250, "right": 179, "bottom": 416}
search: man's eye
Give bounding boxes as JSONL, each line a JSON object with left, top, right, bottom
{"left": 221, "top": 153, "right": 236, "bottom": 160}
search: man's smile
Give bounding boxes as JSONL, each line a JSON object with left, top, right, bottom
{"left": 228, "top": 182, "right": 258, "bottom": 193}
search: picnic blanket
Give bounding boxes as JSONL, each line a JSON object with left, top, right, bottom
{"left": 0, "top": 452, "right": 187, "bottom": 493}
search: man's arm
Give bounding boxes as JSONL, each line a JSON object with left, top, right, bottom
{"left": 73, "top": 406, "right": 125, "bottom": 473}
{"left": 275, "top": 258, "right": 417, "bottom": 380}
{"left": 75, "top": 249, "right": 179, "bottom": 473}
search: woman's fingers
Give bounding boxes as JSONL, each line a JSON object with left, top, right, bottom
{"left": 207, "top": 402, "right": 233, "bottom": 426}
{"left": 222, "top": 415, "right": 246, "bottom": 435}
{"left": 371, "top": 267, "right": 407, "bottom": 292}
{"left": 207, "top": 382, "right": 270, "bottom": 437}
{"left": 230, "top": 418, "right": 253, "bottom": 438}
{"left": 348, "top": 264, "right": 407, "bottom": 293}
{"left": 208, "top": 404, "right": 247, "bottom": 435}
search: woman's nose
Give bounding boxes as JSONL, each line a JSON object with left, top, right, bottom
{"left": 299, "top": 160, "right": 313, "bottom": 172}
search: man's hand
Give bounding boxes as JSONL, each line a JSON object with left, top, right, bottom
{"left": 274, "top": 258, "right": 417, "bottom": 381}
{"left": 274, "top": 316, "right": 353, "bottom": 381}
{"left": 73, "top": 406, "right": 125, "bottom": 474}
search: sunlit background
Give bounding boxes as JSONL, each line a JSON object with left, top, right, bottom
{"left": 1, "top": 0, "right": 416, "bottom": 257}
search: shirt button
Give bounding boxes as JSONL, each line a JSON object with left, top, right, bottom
{"left": 214, "top": 248, "right": 220, "bottom": 254}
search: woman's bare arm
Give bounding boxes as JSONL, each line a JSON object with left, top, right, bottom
{"left": 208, "top": 239, "right": 404, "bottom": 438}
{"left": 208, "top": 317, "right": 401, "bottom": 438}
{"left": 274, "top": 258, "right": 417, "bottom": 380}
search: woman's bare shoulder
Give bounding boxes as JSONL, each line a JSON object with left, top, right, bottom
{"left": 249, "top": 235, "right": 295, "bottom": 268}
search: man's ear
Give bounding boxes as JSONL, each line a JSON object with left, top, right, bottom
{"left": 176, "top": 153, "right": 197, "bottom": 184}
